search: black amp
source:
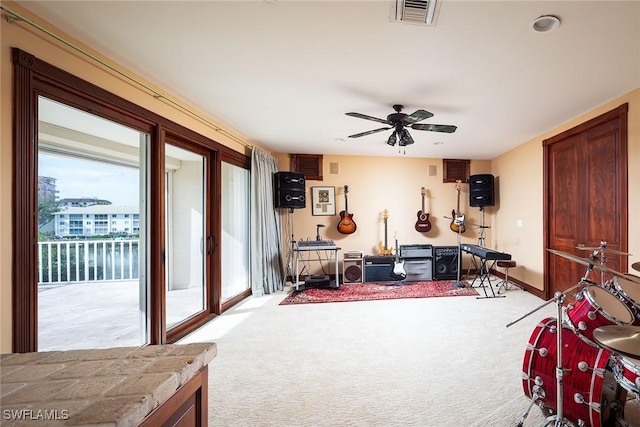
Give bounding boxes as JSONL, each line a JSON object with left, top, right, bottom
{"left": 433, "top": 246, "right": 459, "bottom": 280}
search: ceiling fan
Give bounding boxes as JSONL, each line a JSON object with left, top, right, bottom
{"left": 345, "top": 104, "right": 457, "bottom": 146}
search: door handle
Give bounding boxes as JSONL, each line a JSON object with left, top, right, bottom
{"left": 207, "top": 236, "right": 214, "bottom": 255}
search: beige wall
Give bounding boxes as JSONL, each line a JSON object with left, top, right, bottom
{"left": 273, "top": 154, "right": 493, "bottom": 271}
{"left": 0, "top": 2, "right": 253, "bottom": 352}
{"left": 493, "top": 89, "right": 640, "bottom": 291}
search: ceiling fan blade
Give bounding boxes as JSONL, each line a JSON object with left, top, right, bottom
{"left": 411, "top": 124, "right": 457, "bottom": 133}
{"left": 345, "top": 112, "right": 388, "bottom": 124}
{"left": 348, "top": 127, "right": 392, "bottom": 138}
{"left": 402, "top": 109, "right": 433, "bottom": 125}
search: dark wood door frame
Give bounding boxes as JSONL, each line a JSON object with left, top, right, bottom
{"left": 543, "top": 103, "right": 628, "bottom": 300}
{"left": 11, "top": 48, "right": 247, "bottom": 352}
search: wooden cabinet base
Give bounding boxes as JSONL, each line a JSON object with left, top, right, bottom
{"left": 139, "top": 366, "right": 208, "bottom": 427}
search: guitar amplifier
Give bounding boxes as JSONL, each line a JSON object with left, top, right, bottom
{"left": 363, "top": 256, "right": 393, "bottom": 282}
{"left": 399, "top": 244, "right": 433, "bottom": 259}
{"left": 343, "top": 251, "right": 363, "bottom": 284}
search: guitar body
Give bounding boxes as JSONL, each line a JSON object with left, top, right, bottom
{"left": 415, "top": 210, "right": 432, "bottom": 232}
{"left": 415, "top": 187, "right": 432, "bottom": 233}
{"left": 390, "top": 259, "right": 406, "bottom": 281}
{"left": 337, "top": 211, "right": 357, "bottom": 234}
{"left": 378, "top": 241, "right": 393, "bottom": 256}
{"left": 449, "top": 209, "right": 466, "bottom": 233}
{"left": 337, "top": 185, "right": 357, "bottom": 235}
{"left": 450, "top": 181, "right": 466, "bottom": 234}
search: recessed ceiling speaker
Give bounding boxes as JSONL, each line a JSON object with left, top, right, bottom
{"left": 274, "top": 172, "right": 306, "bottom": 209}
{"left": 469, "top": 174, "right": 495, "bottom": 207}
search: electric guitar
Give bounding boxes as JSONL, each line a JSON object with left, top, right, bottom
{"left": 337, "top": 185, "right": 357, "bottom": 234}
{"left": 377, "top": 209, "right": 393, "bottom": 255}
{"left": 415, "top": 187, "right": 432, "bottom": 233}
{"left": 450, "top": 180, "right": 466, "bottom": 233}
{"left": 389, "top": 236, "right": 406, "bottom": 281}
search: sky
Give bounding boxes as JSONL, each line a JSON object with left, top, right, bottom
{"left": 39, "top": 151, "right": 140, "bottom": 206}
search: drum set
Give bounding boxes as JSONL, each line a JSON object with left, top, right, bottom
{"left": 507, "top": 243, "right": 640, "bottom": 427}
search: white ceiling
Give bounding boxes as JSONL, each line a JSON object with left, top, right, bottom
{"left": 15, "top": 1, "right": 640, "bottom": 159}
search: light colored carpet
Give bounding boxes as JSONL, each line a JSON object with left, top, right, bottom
{"left": 179, "top": 281, "right": 639, "bottom": 426}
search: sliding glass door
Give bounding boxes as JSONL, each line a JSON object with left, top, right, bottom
{"left": 221, "top": 162, "right": 250, "bottom": 302}
{"left": 165, "top": 143, "right": 208, "bottom": 328}
{"left": 37, "top": 96, "right": 149, "bottom": 350}
{"left": 13, "top": 48, "right": 252, "bottom": 352}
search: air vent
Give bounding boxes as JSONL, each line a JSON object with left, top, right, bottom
{"left": 289, "top": 154, "right": 323, "bottom": 181}
{"left": 390, "top": 0, "right": 440, "bottom": 26}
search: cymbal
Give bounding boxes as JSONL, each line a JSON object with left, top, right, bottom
{"left": 593, "top": 325, "right": 640, "bottom": 359}
{"left": 575, "top": 246, "right": 632, "bottom": 256}
{"left": 632, "top": 261, "right": 640, "bottom": 273}
{"left": 547, "top": 249, "right": 640, "bottom": 285}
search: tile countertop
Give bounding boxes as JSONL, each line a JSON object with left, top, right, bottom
{"left": 0, "top": 342, "right": 217, "bottom": 426}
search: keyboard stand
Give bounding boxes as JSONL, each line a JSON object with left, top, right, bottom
{"left": 472, "top": 257, "right": 504, "bottom": 299}
{"left": 293, "top": 246, "right": 341, "bottom": 291}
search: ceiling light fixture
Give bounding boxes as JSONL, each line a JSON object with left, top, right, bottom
{"left": 387, "top": 131, "right": 398, "bottom": 146}
{"left": 531, "top": 15, "right": 561, "bottom": 33}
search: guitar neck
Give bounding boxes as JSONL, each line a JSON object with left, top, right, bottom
{"left": 384, "top": 218, "right": 388, "bottom": 248}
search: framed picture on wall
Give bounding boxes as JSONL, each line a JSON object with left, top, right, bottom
{"left": 311, "top": 186, "right": 336, "bottom": 216}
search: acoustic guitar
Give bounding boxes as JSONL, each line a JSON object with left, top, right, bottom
{"left": 377, "top": 209, "right": 393, "bottom": 255}
{"left": 415, "top": 187, "right": 432, "bottom": 233}
{"left": 337, "top": 185, "right": 357, "bottom": 234}
{"left": 450, "top": 180, "right": 466, "bottom": 233}
{"left": 389, "top": 236, "right": 406, "bottom": 281}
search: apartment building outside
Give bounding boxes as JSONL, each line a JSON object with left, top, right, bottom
{"left": 55, "top": 205, "right": 140, "bottom": 237}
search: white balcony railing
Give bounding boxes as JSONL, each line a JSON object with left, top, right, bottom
{"left": 38, "top": 239, "right": 139, "bottom": 285}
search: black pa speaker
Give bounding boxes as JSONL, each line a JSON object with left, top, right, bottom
{"left": 469, "top": 174, "right": 495, "bottom": 207}
{"left": 274, "top": 172, "right": 306, "bottom": 209}
{"left": 433, "top": 246, "right": 459, "bottom": 280}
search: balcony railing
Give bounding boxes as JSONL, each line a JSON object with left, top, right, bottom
{"left": 38, "top": 239, "right": 139, "bottom": 285}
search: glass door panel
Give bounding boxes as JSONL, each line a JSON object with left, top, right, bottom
{"left": 37, "top": 96, "right": 149, "bottom": 350}
{"left": 165, "top": 144, "right": 206, "bottom": 328}
{"left": 221, "top": 162, "right": 250, "bottom": 301}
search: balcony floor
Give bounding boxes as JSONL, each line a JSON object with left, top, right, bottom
{"left": 38, "top": 280, "right": 204, "bottom": 351}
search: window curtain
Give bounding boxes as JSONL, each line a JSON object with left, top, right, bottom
{"left": 250, "top": 148, "right": 284, "bottom": 296}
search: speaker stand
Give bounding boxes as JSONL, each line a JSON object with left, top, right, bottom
{"left": 282, "top": 208, "right": 297, "bottom": 288}
{"left": 452, "top": 228, "right": 465, "bottom": 288}
{"left": 477, "top": 206, "right": 487, "bottom": 247}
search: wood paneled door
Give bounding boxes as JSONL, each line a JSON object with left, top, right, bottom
{"left": 544, "top": 104, "right": 628, "bottom": 299}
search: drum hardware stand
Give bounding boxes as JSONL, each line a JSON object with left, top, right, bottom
{"left": 507, "top": 266, "right": 596, "bottom": 427}
{"left": 517, "top": 384, "right": 546, "bottom": 427}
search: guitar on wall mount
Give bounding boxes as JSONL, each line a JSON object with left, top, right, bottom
{"left": 415, "top": 187, "right": 432, "bottom": 233}
{"left": 377, "top": 209, "right": 393, "bottom": 255}
{"left": 450, "top": 180, "right": 466, "bottom": 233}
{"left": 337, "top": 185, "right": 357, "bottom": 234}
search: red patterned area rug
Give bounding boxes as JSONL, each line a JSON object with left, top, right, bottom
{"left": 279, "top": 280, "right": 478, "bottom": 305}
